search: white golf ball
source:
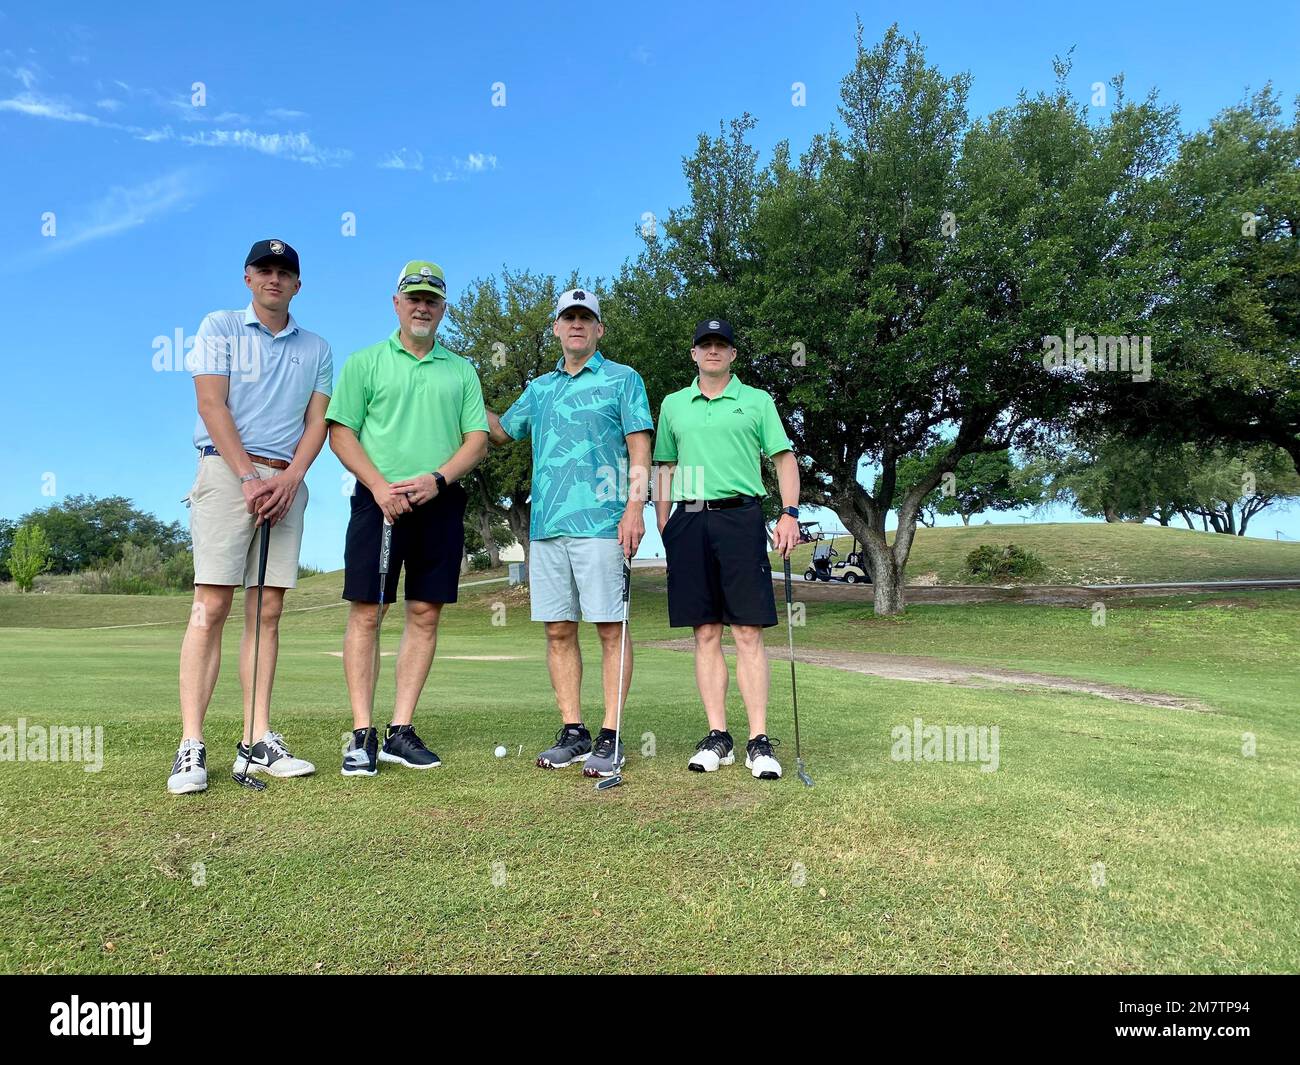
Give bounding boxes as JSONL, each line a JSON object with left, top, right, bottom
{"left": 494, "top": 745, "right": 508, "bottom": 758}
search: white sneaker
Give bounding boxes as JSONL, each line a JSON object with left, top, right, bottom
{"left": 168, "top": 738, "right": 208, "bottom": 794}
{"left": 687, "top": 730, "right": 736, "bottom": 772}
{"left": 744, "top": 735, "right": 783, "bottom": 780}
{"left": 234, "top": 730, "right": 315, "bottom": 778}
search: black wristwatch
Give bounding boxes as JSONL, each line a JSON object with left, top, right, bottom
{"left": 433, "top": 471, "right": 448, "bottom": 492}
{"left": 781, "top": 506, "right": 800, "bottom": 520}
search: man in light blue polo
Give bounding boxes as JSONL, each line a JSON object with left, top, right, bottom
{"left": 168, "top": 238, "right": 332, "bottom": 795}
{"left": 486, "top": 288, "right": 653, "bottom": 779}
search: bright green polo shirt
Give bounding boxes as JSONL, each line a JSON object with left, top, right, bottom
{"left": 653, "top": 375, "right": 793, "bottom": 500}
{"left": 326, "top": 331, "right": 489, "bottom": 481}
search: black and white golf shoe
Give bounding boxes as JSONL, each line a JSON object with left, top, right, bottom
{"left": 745, "top": 735, "right": 783, "bottom": 780}
{"left": 688, "top": 729, "right": 735, "bottom": 772}
{"left": 342, "top": 727, "right": 378, "bottom": 776}
{"left": 379, "top": 724, "right": 442, "bottom": 769}
{"left": 233, "top": 731, "right": 316, "bottom": 779}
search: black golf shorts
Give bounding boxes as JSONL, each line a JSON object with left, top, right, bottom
{"left": 343, "top": 481, "right": 467, "bottom": 604}
{"left": 663, "top": 498, "right": 777, "bottom": 628}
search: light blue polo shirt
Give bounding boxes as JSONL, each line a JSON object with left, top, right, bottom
{"left": 191, "top": 304, "right": 333, "bottom": 462}
{"left": 500, "top": 351, "right": 653, "bottom": 540}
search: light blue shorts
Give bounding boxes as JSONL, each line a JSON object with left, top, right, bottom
{"left": 529, "top": 536, "right": 626, "bottom": 623}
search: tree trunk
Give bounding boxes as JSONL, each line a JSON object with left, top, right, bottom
{"left": 505, "top": 498, "right": 531, "bottom": 569}
{"left": 477, "top": 508, "right": 502, "bottom": 568}
{"left": 460, "top": 547, "right": 470, "bottom": 575}
{"left": 961, "top": 513, "right": 971, "bottom": 526}
{"left": 1103, "top": 505, "right": 1121, "bottom": 523}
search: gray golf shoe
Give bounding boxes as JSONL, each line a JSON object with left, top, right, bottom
{"left": 582, "top": 732, "right": 625, "bottom": 778}
{"left": 536, "top": 725, "right": 592, "bottom": 769}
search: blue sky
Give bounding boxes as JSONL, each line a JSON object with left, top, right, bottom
{"left": 2, "top": 0, "right": 1298, "bottom": 568}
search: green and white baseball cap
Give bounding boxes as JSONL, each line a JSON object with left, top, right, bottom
{"left": 396, "top": 260, "right": 447, "bottom": 296}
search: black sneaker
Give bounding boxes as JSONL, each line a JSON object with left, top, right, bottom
{"left": 379, "top": 724, "right": 442, "bottom": 769}
{"left": 745, "top": 735, "right": 783, "bottom": 780}
{"left": 536, "top": 724, "right": 592, "bottom": 769}
{"left": 342, "top": 727, "right": 378, "bottom": 777}
{"left": 687, "top": 729, "right": 735, "bottom": 772}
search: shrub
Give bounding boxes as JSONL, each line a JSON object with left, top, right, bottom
{"left": 964, "top": 543, "right": 1046, "bottom": 582}
{"left": 470, "top": 553, "right": 494, "bottom": 571}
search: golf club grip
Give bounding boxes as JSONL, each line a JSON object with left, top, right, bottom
{"left": 379, "top": 519, "right": 393, "bottom": 577}
{"left": 783, "top": 558, "right": 793, "bottom": 603}
{"left": 256, "top": 522, "right": 271, "bottom": 585}
{"left": 622, "top": 560, "right": 631, "bottom": 602}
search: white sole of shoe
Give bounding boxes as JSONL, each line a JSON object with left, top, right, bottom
{"left": 341, "top": 766, "right": 377, "bottom": 777}
{"left": 378, "top": 750, "right": 442, "bottom": 769}
{"left": 688, "top": 752, "right": 735, "bottom": 773}
{"left": 167, "top": 780, "right": 208, "bottom": 795}
{"left": 255, "top": 763, "right": 316, "bottom": 778}
{"left": 536, "top": 751, "right": 592, "bottom": 769}
{"left": 744, "top": 757, "right": 782, "bottom": 780}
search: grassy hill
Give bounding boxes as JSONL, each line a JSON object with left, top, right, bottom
{"left": 778, "top": 521, "right": 1300, "bottom": 585}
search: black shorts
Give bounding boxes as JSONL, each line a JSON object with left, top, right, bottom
{"left": 343, "top": 482, "right": 468, "bottom": 604}
{"left": 664, "top": 498, "right": 777, "bottom": 628}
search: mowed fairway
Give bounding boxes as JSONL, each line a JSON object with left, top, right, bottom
{"left": 1, "top": 572, "right": 1297, "bottom": 974}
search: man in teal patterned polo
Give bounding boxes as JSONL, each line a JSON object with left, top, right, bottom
{"left": 486, "top": 288, "right": 653, "bottom": 779}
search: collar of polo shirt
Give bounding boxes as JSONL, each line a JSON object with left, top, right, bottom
{"left": 243, "top": 302, "right": 298, "bottom": 336}
{"left": 554, "top": 350, "right": 605, "bottom": 375}
{"left": 389, "top": 328, "right": 447, "bottom": 360}
{"left": 690, "top": 373, "right": 742, "bottom": 400}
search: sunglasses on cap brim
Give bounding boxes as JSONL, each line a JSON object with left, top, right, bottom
{"left": 398, "top": 275, "right": 447, "bottom": 294}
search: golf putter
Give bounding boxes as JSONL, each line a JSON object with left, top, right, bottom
{"left": 594, "top": 558, "right": 632, "bottom": 791}
{"left": 233, "top": 522, "right": 271, "bottom": 791}
{"left": 784, "top": 558, "right": 814, "bottom": 787}
{"left": 369, "top": 519, "right": 393, "bottom": 721}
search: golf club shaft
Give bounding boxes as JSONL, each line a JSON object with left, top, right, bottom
{"left": 784, "top": 558, "right": 801, "bottom": 761}
{"left": 244, "top": 522, "right": 271, "bottom": 752}
{"left": 370, "top": 519, "right": 393, "bottom": 722}
{"left": 611, "top": 559, "right": 631, "bottom": 757}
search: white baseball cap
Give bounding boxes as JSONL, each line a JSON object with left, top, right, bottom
{"left": 554, "top": 288, "right": 601, "bottom": 321}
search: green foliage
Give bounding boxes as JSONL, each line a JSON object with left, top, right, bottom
{"left": 8, "top": 524, "right": 52, "bottom": 592}
{"left": 17, "top": 494, "right": 190, "bottom": 574}
{"left": 964, "top": 543, "right": 1046, "bottom": 582}
{"left": 80, "top": 544, "right": 194, "bottom": 595}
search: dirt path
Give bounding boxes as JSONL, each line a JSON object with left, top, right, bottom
{"left": 640, "top": 639, "right": 1208, "bottom": 711}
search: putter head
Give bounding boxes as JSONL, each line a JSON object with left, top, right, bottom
{"left": 796, "top": 759, "right": 814, "bottom": 788}
{"left": 594, "top": 774, "right": 623, "bottom": 791}
{"left": 232, "top": 771, "right": 267, "bottom": 792}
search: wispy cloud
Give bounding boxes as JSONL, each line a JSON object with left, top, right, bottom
{"left": 0, "top": 91, "right": 99, "bottom": 124}
{"left": 460, "top": 152, "right": 498, "bottom": 172}
{"left": 267, "top": 107, "right": 307, "bottom": 121}
{"left": 182, "top": 128, "right": 352, "bottom": 166}
{"left": 95, "top": 97, "right": 122, "bottom": 112}
{"left": 379, "top": 147, "right": 424, "bottom": 170}
{"left": 40, "top": 168, "right": 200, "bottom": 255}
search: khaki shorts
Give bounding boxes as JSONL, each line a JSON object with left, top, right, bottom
{"left": 187, "top": 454, "right": 307, "bottom": 588}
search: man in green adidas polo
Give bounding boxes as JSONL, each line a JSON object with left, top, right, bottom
{"left": 653, "top": 319, "right": 802, "bottom": 781}
{"left": 326, "top": 260, "right": 489, "bottom": 776}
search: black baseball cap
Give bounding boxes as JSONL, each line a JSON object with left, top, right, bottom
{"left": 244, "top": 238, "right": 300, "bottom": 274}
{"left": 693, "top": 318, "right": 735, "bottom": 346}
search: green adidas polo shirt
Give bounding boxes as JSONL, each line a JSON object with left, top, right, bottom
{"left": 653, "top": 374, "right": 793, "bottom": 501}
{"left": 326, "top": 330, "right": 489, "bottom": 482}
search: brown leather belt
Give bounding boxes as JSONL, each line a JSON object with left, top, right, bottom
{"left": 199, "top": 445, "right": 290, "bottom": 471}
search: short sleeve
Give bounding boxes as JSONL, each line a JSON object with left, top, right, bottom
{"left": 460, "top": 365, "right": 489, "bottom": 435}
{"left": 620, "top": 370, "right": 654, "bottom": 436}
{"left": 758, "top": 393, "right": 793, "bottom": 457}
{"left": 652, "top": 400, "right": 678, "bottom": 463}
{"left": 325, "top": 352, "right": 367, "bottom": 432}
{"left": 189, "top": 313, "right": 234, "bottom": 378}
{"left": 499, "top": 384, "right": 533, "bottom": 440}
{"left": 314, "top": 342, "right": 334, "bottom": 398}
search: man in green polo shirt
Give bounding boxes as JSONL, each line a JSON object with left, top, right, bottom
{"left": 653, "top": 319, "right": 802, "bottom": 781}
{"left": 326, "top": 260, "right": 489, "bottom": 776}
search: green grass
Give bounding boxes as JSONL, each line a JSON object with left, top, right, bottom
{"left": 777, "top": 521, "right": 1300, "bottom": 584}
{"left": 0, "top": 573, "right": 1296, "bottom": 973}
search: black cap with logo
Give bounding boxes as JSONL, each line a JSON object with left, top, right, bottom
{"left": 692, "top": 318, "right": 735, "bottom": 346}
{"left": 245, "top": 238, "right": 300, "bottom": 275}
